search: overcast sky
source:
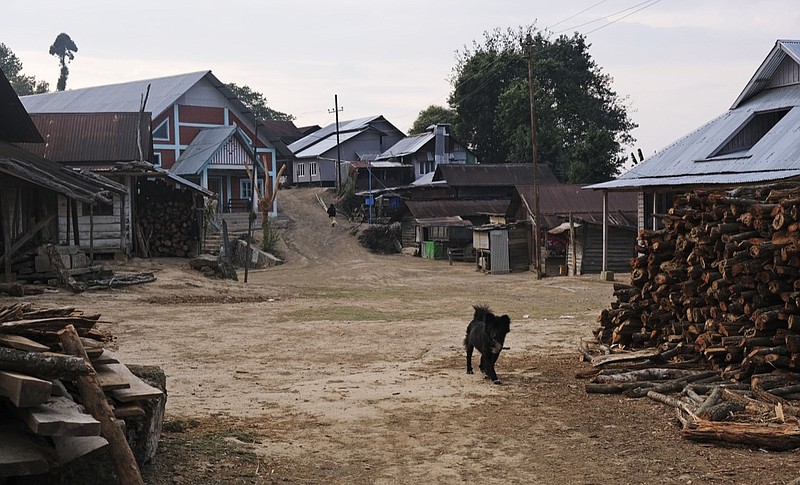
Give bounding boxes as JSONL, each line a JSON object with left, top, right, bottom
{"left": 4, "top": 0, "right": 799, "bottom": 166}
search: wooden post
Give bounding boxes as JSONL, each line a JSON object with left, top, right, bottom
{"left": 569, "top": 212, "right": 576, "bottom": 276}
{"left": 58, "top": 325, "right": 144, "bottom": 485}
{"left": 71, "top": 199, "right": 80, "bottom": 247}
{"left": 1, "top": 183, "right": 11, "bottom": 283}
{"left": 89, "top": 203, "right": 94, "bottom": 262}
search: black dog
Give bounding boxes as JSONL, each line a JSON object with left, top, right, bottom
{"left": 464, "top": 305, "right": 511, "bottom": 384}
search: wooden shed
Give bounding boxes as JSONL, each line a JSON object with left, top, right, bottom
{"left": 473, "top": 222, "right": 531, "bottom": 274}
{"left": 553, "top": 220, "right": 637, "bottom": 276}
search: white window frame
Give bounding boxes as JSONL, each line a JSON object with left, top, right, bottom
{"left": 152, "top": 152, "right": 162, "bottom": 167}
{"left": 240, "top": 179, "right": 263, "bottom": 200}
{"left": 153, "top": 119, "right": 170, "bottom": 141}
{"left": 297, "top": 163, "right": 306, "bottom": 178}
{"left": 310, "top": 161, "right": 318, "bottom": 177}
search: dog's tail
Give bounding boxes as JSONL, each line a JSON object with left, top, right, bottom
{"left": 472, "top": 304, "right": 492, "bottom": 322}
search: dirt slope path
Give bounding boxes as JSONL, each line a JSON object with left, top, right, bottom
{"left": 273, "top": 187, "right": 374, "bottom": 268}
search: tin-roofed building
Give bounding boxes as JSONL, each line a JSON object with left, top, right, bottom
{"left": 288, "top": 115, "right": 405, "bottom": 187}
{"left": 588, "top": 39, "right": 800, "bottom": 231}
{"left": 20, "top": 71, "right": 280, "bottom": 216}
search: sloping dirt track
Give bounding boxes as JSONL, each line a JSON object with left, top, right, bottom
{"left": 24, "top": 188, "right": 798, "bottom": 484}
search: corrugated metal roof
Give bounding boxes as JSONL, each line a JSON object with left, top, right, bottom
{"left": 0, "top": 70, "right": 43, "bottom": 143}
{"left": 589, "top": 39, "right": 800, "bottom": 192}
{"left": 406, "top": 199, "right": 510, "bottom": 219}
{"left": 288, "top": 115, "right": 383, "bottom": 155}
{"left": 0, "top": 141, "right": 126, "bottom": 204}
{"left": 19, "top": 70, "right": 260, "bottom": 132}
{"left": 290, "top": 129, "right": 363, "bottom": 159}
{"left": 415, "top": 216, "right": 472, "bottom": 227}
{"left": 17, "top": 112, "right": 152, "bottom": 163}
{"left": 20, "top": 71, "right": 210, "bottom": 117}
{"left": 433, "top": 163, "right": 559, "bottom": 186}
{"left": 170, "top": 126, "right": 238, "bottom": 176}
{"left": 516, "top": 184, "right": 638, "bottom": 227}
{"left": 587, "top": 170, "right": 800, "bottom": 190}
{"left": 377, "top": 132, "right": 433, "bottom": 159}
{"left": 733, "top": 40, "right": 800, "bottom": 108}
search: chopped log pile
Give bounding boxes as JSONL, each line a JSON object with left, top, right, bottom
{"left": 136, "top": 179, "right": 202, "bottom": 258}
{"left": 587, "top": 183, "right": 800, "bottom": 449}
{"left": 0, "top": 303, "right": 164, "bottom": 481}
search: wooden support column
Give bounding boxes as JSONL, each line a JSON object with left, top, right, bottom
{"left": 602, "top": 191, "right": 608, "bottom": 272}
{"left": 89, "top": 204, "right": 94, "bottom": 262}
{"left": 1, "top": 181, "right": 11, "bottom": 283}
{"left": 70, "top": 199, "right": 80, "bottom": 247}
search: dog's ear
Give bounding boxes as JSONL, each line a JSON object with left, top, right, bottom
{"left": 498, "top": 315, "right": 510, "bottom": 332}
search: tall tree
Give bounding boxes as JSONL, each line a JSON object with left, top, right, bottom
{"left": 448, "top": 26, "right": 637, "bottom": 183}
{"left": 49, "top": 33, "right": 78, "bottom": 91}
{"left": 227, "top": 83, "right": 295, "bottom": 122}
{"left": 409, "top": 105, "right": 459, "bottom": 135}
{"left": 0, "top": 43, "right": 49, "bottom": 95}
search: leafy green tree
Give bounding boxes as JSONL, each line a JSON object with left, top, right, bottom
{"left": 227, "top": 83, "right": 295, "bottom": 121}
{"left": 0, "top": 43, "right": 49, "bottom": 95}
{"left": 448, "top": 26, "right": 636, "bottom": 183}
{"left": 409, "top": 105, "right": 458, "bottom": 135}
{"left": 49, "top": 33, "right": 78, "bottom": 91}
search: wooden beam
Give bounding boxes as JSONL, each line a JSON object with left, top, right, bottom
{"left": 0, "top": 347, "right": 90, "bottom": 379}
{"left": 0, "top": 371, "right": 52, "bottom": 408}
{"left": 16, "top": 395, "right": 101, "bottom": 436}
{"left": 107, "top": 363, "right": 163, "bottom": 402}
{"left": 0, "top": 335, "right": 50, "bottom": 353}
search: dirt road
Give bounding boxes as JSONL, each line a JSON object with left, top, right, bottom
{"left": 27, "top": 188, "right": 797, "bottom": 484}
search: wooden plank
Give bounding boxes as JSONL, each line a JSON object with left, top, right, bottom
{"left": 94, "top": 363, "right": 130, "bottom": 391}
{"left": 591, "top": 348, "right": 662, "bottom": 367}
{"left": 112, "top": 402, "right": 145, "bottom": 418}
{"left": 17, "top": 395, "right": 101, "bottom": 436}
{"left": 52, "top": 435, "right": 108, "bottom": 465}
{"left": 107, "top": 363, "right": 163, "bottom": 402}
{"left": 0, "top": 334, "right": 50, "bottom": 352}
{"left": 91, "top": 349, "right": 119, "bottom": 365}
{"left": 0, "top": 371, "right": 52, "bottom": 407}
{"left": 0, "top": 422, "right": 50, "bottom": 477}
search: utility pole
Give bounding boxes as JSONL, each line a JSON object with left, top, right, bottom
{"left": 526, "top": 33, "right": 542, "bottom": 280}
{"left": 328, "top": 95, "right": 344, "bottom": 193}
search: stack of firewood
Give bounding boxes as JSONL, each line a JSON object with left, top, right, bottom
{"left": 136, "top": 179, "right": 201, "bottom": 258}
{"left": 0, "top": 303, "right": 163, "bottom": 481}
{"left": 588, "top": 183, "right": 800, "bottom": 449}
{"left": 596, "top": 183, "right": 800, "bottom": 381}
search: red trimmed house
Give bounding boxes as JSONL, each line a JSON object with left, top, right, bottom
{"left": 20, "top": 71, "right": 286, "bottom": 216}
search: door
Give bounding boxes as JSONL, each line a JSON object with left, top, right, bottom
{"left": 207, "top": 178, "right": 223, "bottom": 213}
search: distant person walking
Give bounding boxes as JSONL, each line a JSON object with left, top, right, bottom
{"left": 327, "top": 203, "right": 337, "bottom": 227}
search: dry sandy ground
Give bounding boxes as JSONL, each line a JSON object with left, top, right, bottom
{"left": 21, "top": 188, "right": 799, "bottom": 484}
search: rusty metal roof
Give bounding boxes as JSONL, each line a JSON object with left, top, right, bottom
{"left": 17, "top": 112, "right": 153, "bottom": 163}
{"left": 0, "top": 70, "right": 43, "bottom": 143}
{"left": 0, "top": 141, "right": 126, "bottom": 204}
{"left": 515, "top": 184, "right": 637, "bottom": 227}
{"left": 415, "top": 216, "right": 472, "bottom": 227}
{"left": 433, "top": 163, "right": 559, "bottom": 186}
{"left": 406, "top": 199, "right": 510, "bottom": 219}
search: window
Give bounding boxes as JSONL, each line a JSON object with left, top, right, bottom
{"left": 713, "top": 108, "right": 790, "bottom": 157}
{"left": 153, "top": 119, "right": 170, "bottom": 141}
{"left": 152, "top": 152, "right": 162, "bottom": 167}
{"left": 297, "top": 163, "right": 306, "bottom": 178}
{"left": 310, "top": 162, "right": 318, "bottom": 177}
{"left": 240, "top": 179, "right": 264, "bottom": 200}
